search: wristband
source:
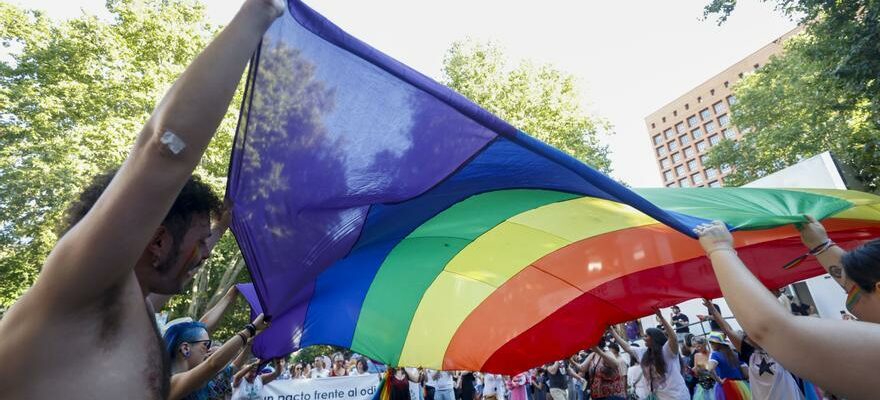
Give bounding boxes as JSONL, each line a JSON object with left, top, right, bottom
{"left": 809, "top": 240, "right": 834, "bottom": 256}
{"left": 245, "top": 323, "right": 257, "bottom": 337}
{"left": 707, "top": 247, "right": 737, "bottom": 257}
{"left": 238, "top": 332, "right": 248, "bottom": 346}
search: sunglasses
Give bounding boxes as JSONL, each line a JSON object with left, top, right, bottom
{"left": 190, "top": 339, "right": 212, "bottom": 349}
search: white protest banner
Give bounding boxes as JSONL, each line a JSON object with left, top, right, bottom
{"left": 260, "top": 374, "right": 381, "bottom": 400}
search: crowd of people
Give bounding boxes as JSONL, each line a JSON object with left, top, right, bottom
{"left": 0, "top": 0, "right": 878, "bottom": 399}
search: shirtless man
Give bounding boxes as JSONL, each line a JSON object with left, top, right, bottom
{"left": 0, "top": 0, "right": 284, "bottom": 398}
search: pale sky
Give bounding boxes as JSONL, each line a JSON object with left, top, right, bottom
{"left": 14, "top": 0, "right": 797, "bottom": 187}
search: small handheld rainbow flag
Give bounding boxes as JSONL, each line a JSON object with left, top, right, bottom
{"left": 372, "top": 369, "right": 392, "bottom": 400}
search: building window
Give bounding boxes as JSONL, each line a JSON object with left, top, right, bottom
{"left": 713, "top": 101, "right": 726, "bottom": 114}
{"left": 662, "top": 117, "right": 666, "bottom": 123}
{"left": 700, "top": 108, "right": 712, "bottom": 121}
{"left": 669, "top": 140, "right": 678, "bottom": 151}
{"left": 671, "top": 152, "right": 682, "bottom": 163}
{"left": 684, "top": 147, "right": 695, "bottom": 158}
{"left": 651, "top": 123, "right": 656, "bottom": 129}
{"left": 691, "top": 127, "right": 703, "bottom": 139}
{"left": 701, "top": 154, "right": 709, "bottom": 165}
{"left": 709, "top": 135, "right": 721, "bottom": 146}
{"left": 697, "top": 96, "right": 703, "bottom": 103}
{"left": 706, "top": 168, "right": 718, "bottom": 179}
{"left": 653, "top": 135, "right": 662, "bottom": 145}
{"left": 676, "top": 122, "right": 686, "bottom": 134}
{"left": 680, "top": 178, "right": 691, "bottom": 188}
{"left": 664, "top": 170, "right": 673, "bottom": 182}
{"left": 664, "top": 128, "right": 675, "bottom": 140}
{"left": 692, "top": 173, "right": 704, "bottom": 184}
{"left": 685, "top": 103, "right": 690, "bottom": 110}
{"left": 718, "top": 114, "right": 730, "bottom": 127}
{"left": 709, "top": 180, "right": 721, "bottom": 187}
{"left": 687, "top": 115, "right": 699, "bottom": 127}
{"left": 723, "top": 128, "right": 736, "bottom": 140}
{"left": 657, "top": 146, "right": 668, "bottom": 157}
{"left": 680, "top": 134, "right": 691, "bottom": 145}
{"left": 675, "top": 165, "right": 686, "bottom": 176}
{"left": 721, "top": 164, "right": 733, "bottom": 173}
{"left": 687, "top": 159, "right": 698, "bottom": 171}
{"left": 724, "top": 81, "right": 729, "bottom": 88}
{"left": 673, "top": 110, "right": 678, "bottom": 117}
{"left": 704, "top": 121, "right": 717, "bottom": 133}
{"left": 660, "top": 158, "right": 671, "bottom": 169}
{"left": 727, "top": 95, "right": 736, "bottom": 105}
{"left": 696, "top": 141, "right": 708, "bottom": 152}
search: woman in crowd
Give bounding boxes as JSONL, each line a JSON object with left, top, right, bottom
{"left": 694, "top": 218, "right": 880, "bottom": 399}
{"left": 581, "top": 347, "right": 626, "bottom": 400}
{"left": 506, "top": 372, "right": 530, "bottom": 400}
{"left": 705, "top": 332, "right": 750, "bottom": 400}
{"left": 611, "top": 310, "right": 690, "bottom": 400}
{"left": 164, "top": 313, "right": 268, "bottom": 400}
{"left": 331, "top": 354, "right": 349, "bottom": 377}
{"left": 390, "top": 368, "right": 423, "bottom": 400}
{"left": 290, "top": 363, "right": 305, "bottom": 379}
{"left": 690, "top": 336, "right": 714, "bottom": 400}
{"left": 457, "top": 371, "right": 479, "bottom": 400}
{"left": 350, "top": 359, "right": 370, "bottom": 376}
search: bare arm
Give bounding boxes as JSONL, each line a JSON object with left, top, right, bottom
{"left": 232, "top": 340, "right": 253, "bottom": 370}
{"left": 655, "top": 309, "right": 679, "bottom": 355}
{"left": 260, "top": 359, "right": 284, "bottom": 386}
{"left": 696, "top": 221, "right": 880, "bottom": 399}
{"left": 233, "top": 361, "right": 259, "bottom": 388}
{"left": 199, "top": 285, "right": 240, "bottom": 333}
{"left": 798, "top": 215, "right": 849, "bottom": 290}
{"left": 703, "top": 298, "right": 743, "bottom": 352}
{"left": 609, "top": 328, "right": 637, "bottom": 361}
{"left": 25, "top": 0, "right": 283, "bottom": 311}
{"left": 169, "top": 314, "right": 268, "bottom": 400}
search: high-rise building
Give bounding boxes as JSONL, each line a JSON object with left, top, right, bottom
{"left": 645, "top": 27, "right": 802, "bottom": 188}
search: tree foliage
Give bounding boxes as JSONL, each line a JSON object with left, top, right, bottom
{"left": 702, "top": 0, "right": 880, "bottom": 190}
{"left": 441, "top": 40, "right": 613, "bottom": 173}
{"left": 0, "top": 0, "right": 250, "bottom": 335}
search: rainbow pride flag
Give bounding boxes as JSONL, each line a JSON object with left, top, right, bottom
{"left": 227, "top": 1, "right": 880, "bottom": 373}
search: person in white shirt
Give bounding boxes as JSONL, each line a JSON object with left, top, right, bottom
{"left": 482, "top": 373, "right": 506, "bottom": 400}
{"left": 626, "top": 359, "right": 649, "bottom": 400}
{"left": 611, "top": 311, "right": 689, "bottom": 400}
{"left": 310, "top": 357, "right": 330, "bottom": 379}
{"left": 426, "top": 370, "right": 455, "bottom": 400}
{"left": 232, "top": 359, "right": 282, "bottom": 400}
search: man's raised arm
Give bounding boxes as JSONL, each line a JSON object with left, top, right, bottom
{"left": 28, "top": 0, "right": 284, "bottom": 308}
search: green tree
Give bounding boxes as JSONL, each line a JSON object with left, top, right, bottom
{"left": 441, "top": 40, "right": 613, "bottom": 172}
{"left": 702, "top": 0, "right": 880, "bottom": 190}
{"left": 0, "top": 0, "right": 250, "bottom": 335}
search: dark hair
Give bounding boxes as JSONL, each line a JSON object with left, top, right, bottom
{"left": 842, "top": 239, "right": 880, "bottom": 292}
{"left": 684, "top": 333, "right": 695, "bottom": 347}
{"left": 641, "top": 328, "right": 667, "bottom": 378}
{"left": 607, "top": 342, "right": 620, "bottom": 353}
{"left": 61, "top": 168, "right": 222, "bottom": 243}
{"left": 356, "top": 358, "right": 369, "bottom": 372}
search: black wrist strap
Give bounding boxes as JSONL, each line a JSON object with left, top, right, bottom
{"left": 245, "top": 323, "right": 257, "bottom": 337}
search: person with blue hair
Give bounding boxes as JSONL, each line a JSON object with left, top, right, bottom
{"left": 165, "top": 313, "right": 268, "bottom": 400}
